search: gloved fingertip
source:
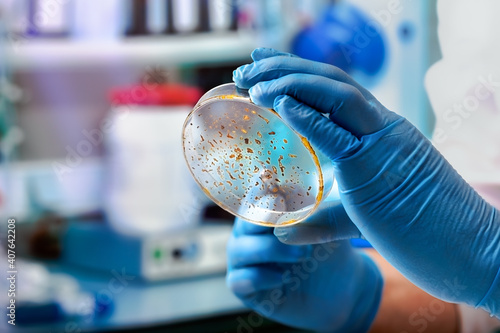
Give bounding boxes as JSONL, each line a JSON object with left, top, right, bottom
{"left": 248, "top": 84, "right": 264, "bottom": 103}
{"left": 275, "top": 225, "right": 334, "bottom": 245}
{"left": 274, "top": 226, "right": 304, "bottom": 245}
{"left": 274, "top": 227, "right": 312, "bottom": 253}
{"left": 232, "top": 69, "right": 241, "bottom": 83}
{"left": 251, "top": 47, "right": 298, "bottom": 61}
{"left": 273, "top": 226, "right": 289, "bottom": 242}
{"left": 251, "top": 47, "right": 275, "bottom": 61}
{"left": 228, "top": 278, "right": 255, "bottom": 296}
{"left": 275, "top": 235, "right": 300, "bottom": 245}
{"left": 233, "top": 64, "right": 254, "bottom": 87}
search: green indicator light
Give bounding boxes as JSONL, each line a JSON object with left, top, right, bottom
{"left": 153, "top": 248, "right": 162, "bottom": 260}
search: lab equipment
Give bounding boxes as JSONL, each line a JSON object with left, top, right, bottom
{"left": 182, "top": 83, "right": 334, "bottom": 227}
{"left": 172, "top": 0, "right": 200, "bottom": 33}
{"left": 105, "top": 84, "right": 205, "bottom": 236}
{"left": 196, "top": 0, "right": 210, "bottom": 32}
{"left": 234, "top": 48, "right": 500, "bottom": 317}
{"left": 63, "top": 221, "right": 232, "bottom": 281}
{"left": 348, "top": 0, "right": 434, "bottom": 136}
{"left": 293, "top": 0, "right": 434, "bottom": 136}
{"left": 72, "top": 0, "right": 124, "bottom": 40}
{"left": 27, "top": 0, "right": 72, "bottom": 37}
{"left": 146, "top": 0, "right": 170, "bottom": 34}
{"left": 226, "top": 217, "right": 382, "bottom": 332}
{"left": 0, "top": 254, "right": 109, "bottom": 326}
{"left": 125, "top": 0, "right": 148, "bottom": 36}
{"left": 292, "top": 1, "right": 386, "bottom": 76}
{"left": 209, "top": 0, "right": 238, "bottom": 32}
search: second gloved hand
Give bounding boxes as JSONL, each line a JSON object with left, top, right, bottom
{"left": 227, "top": 217, "right": 382, "bottom": 332}
{"left": 233, "top": 48, "right": 500, "bottom": 317}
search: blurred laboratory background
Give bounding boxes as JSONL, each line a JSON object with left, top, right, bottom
{"left": 0, "top": 0, "right": 439, "bottom": 332}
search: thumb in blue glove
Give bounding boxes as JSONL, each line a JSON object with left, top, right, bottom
{"left": 272, "top": 185, "right": 363, "bottom": 244}
{"left": 233, "top": 48, "right": 500, "bottom": 317}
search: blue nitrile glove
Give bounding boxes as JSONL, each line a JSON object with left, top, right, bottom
{"left": 277, "top": 185, "right": 364, "bottom": 244}
{"left": 226, "top": 216, "right": 383, "bottom": 333}
{"left": 232, "top": 48, "right": 500, "bottom": 317}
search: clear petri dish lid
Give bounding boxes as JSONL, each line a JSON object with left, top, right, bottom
{"left": 182, "top": 83, "right": 334, "bottom": 227}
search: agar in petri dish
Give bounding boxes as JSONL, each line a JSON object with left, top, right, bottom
{"left": 182, "top": 83, "right": 334, "bottom": 227}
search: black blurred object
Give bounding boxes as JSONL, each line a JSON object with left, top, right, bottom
{"left": 27, "top": 211, "right": 105, "bottom": 260}
{"left": 195, "top": 62, "right": 248, "bottom": 93}
{"left": 106, "top": 311, "right": 310, "bottom": 333}
{"left": 28, "top": 213, "right": 65, "bottom": 259}
{"left": 126, "top": 0, "right": 240, "bottom": 36}
{"left": 203, "top": 204, "right": 234, "bottom": 223}
{"left": 163, "top": 0, "right": 176, "bottom": 34}
{"left": 228, "top": 0, "right": 238, "bottom": 31}
{"left": 196, "top": 0, "right": 211, "bottom": 33}
{"left": 126, "top": 0, "right": 148, "bottom": 36}
{"left": 16, "top": 302, "right": 63, "bottom": 325}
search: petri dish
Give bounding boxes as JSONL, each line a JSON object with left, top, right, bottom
{"left": 182, "top": 83, "right": 334, "bottom": 227}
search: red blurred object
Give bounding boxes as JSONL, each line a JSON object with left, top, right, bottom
{"left": 109, "top": 84, "right": 203, "bottom": 106}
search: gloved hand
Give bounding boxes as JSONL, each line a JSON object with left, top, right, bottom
{"left": 233, "top": 48, "right": 500, "bottom": 317}
{"left": 226, "top": 216, "right": 382, "bottom": 332}
{"left": 274, "top": 185, "right": 364, "bottom": 244}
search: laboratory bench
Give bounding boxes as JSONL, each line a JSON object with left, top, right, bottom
{"left": 2, "top": 259, "right": 309, "bottom": 333}
{"left": 0, "top": 211, "right": 309, "bottom": 333}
